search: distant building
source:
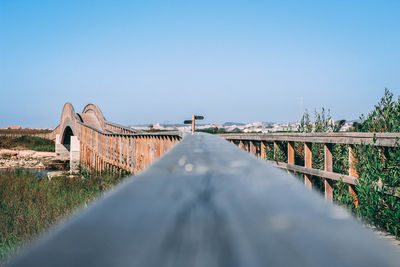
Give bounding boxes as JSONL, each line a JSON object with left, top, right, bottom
{"left": 1, "top": 126, "right": 22, "bottom": 130}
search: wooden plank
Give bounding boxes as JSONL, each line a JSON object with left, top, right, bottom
{"left": 349, "top": 145, "right": 358, "bottom": 178}
{"left": 239, "top": 140, "right": 245, "bottom": 150}
{"left": 268, "top": 160, "right": 358, "bottom": 184}
{"left": 304, "top": 142, "right": 312, "bottom": 188}
{"left": 349, "top": 145, "right": 359, "bottom": 208}
{"left": 219, "top": 132, "right": 400, "bottom": 147}
{"left": 250, "top": 141, "right": 256, "bottom": 155}
{"left": 260, "top": 141, "right": 266, "bottom": 159}
{"left": 273, "top": 141, "right": 278, "bottom": 161}
{"left": 324, "top": 144, "right": 333, "bottom": 201}
{"left": 288, "top": 141, "right": 294, "bottom": 164}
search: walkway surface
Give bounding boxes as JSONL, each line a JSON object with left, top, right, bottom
{"left": 367, "top": 225, "right": 400, "bottom": 254}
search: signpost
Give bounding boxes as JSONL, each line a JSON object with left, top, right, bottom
{"left": 184, "top": 115, "right": 204, "bottom": 135}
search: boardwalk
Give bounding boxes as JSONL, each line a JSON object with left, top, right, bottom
{"left": 7, "top": 134, "right": 400, "bottom": 266}
{"left": 2, "top": 102, "right": 400, "bottom": 266}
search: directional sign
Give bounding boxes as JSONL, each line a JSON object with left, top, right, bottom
{"left": 184, "top": 115, "right": 205, "bottom": 134}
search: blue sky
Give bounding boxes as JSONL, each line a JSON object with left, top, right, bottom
{"left": 1, "top": 0, "right": 399, "bottom": 128}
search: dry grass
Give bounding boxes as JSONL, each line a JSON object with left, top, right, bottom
{"left": 0, "top": 136, "right": 54, "bottom": 152}
{"left": 0, "top": 170, "right": 127, "bottom": 262}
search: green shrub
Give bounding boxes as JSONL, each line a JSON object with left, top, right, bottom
{"left": 326, "top": 89, "right": 400, "bottom": 236}
{"left": 350, "top": 89, "right": 400, "bottom": 236}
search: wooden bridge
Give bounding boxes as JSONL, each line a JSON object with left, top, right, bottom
{"left": 4, "top": 103, "right": 400, "bottom": 266}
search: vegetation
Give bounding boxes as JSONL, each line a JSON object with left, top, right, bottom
{"left": 349, "top": 89, "right": 400, "bottom": 236}
{"left": 0, "top": 136, "right": 54, "bottom": 152}
{"left": 298, "top": 108, "right": 349, "bottom": 192}
{"left": 262, "top": 89, "right": 400, "bottom": 237}
{"left": 263, "top": 108, "right": 348, "bottom": 193}
{"left": 0, "top": 169, "right": 127, "bottom": 262}
{"left": 198, "top": 127, "right": 228, "bottom": 134}
{"left": 294, "top": 89, "right": 400, "bottom": 237}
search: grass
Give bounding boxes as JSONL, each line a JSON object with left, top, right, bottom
{"left": 0, "top": 136, "right": 54, "bottom": 152}
{"left": 0, "top": 169, "right": 127, "bottom": 263}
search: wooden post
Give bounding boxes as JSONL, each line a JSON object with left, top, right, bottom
{"left": 288, "top": 141, "right": 294, "bottom": 165}
{"left": 261, "top": 141, "right": 266, "bottom": 159}
{"left": 108, "top": 135, "right": 111, "bottom": 164}
{"left": 349, "top": 145, "right": 359, "bottom": 208}
{"left": 156, "top": 136, "right": 161, "bottom": 159}
{"left": 127, "top": 136, "right": 131, "bottom": 170}
{"left": 324, "top": 144, "right": 333, "bottom": 201}
{"left": 139, "top": 136, "right": 143, "bottom": 171}
{"left": 250, "top": 141, "right": 256, "bottom": 155}
{"left": 304, "top": 142, "right": 312, "bottom": 188}
{"left": 273, "top": 141, "right": 278, "bottom": 161}
{"left": 119, "top": 135, "right": 122, "bottom": 168}
{"left": 123, "top": 136, "right": 127, "bottom": 169}
{"left": 239, "top": 140, "right": 245, "bottom": 150}
{"left": 145, "top": 136, "right": 150, "bottom": 167}
{"left": 192, "top": 114, "right": 195, "bottom": 135}
{"left": 160, "top": 136, "right": 164, "bottom": 157}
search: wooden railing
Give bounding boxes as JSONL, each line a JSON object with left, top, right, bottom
{"left": 7, "top": 133, "right": 400, "bottom": 266}
{"left": 78, "top": 122, "right": 181, "bottom": 174}
{"left": 104, "top": 121, "right": 140, "bottom": 134}
{"left": 221, "top": 132, "right": 400, "bottom": 202}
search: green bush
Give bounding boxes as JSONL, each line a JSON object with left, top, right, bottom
{"left": 293, "top": 90, "right": 400, "bottom": 237}
{"left": 307, "top": 89, "right": 400, "bottom": 237}
{"left": 351, "top": 89, "right": 400, "bottom": 236}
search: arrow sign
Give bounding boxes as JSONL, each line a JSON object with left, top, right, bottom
{"left": 184, "top": 120, "right": 192, "bottom": 124}
{"left": 194, "top": 116, "right": 204, "bottom": 120}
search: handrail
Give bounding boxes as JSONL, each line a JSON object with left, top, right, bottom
{"left": 7, "top": 133, "right": 399, "bottom": 266}
{"left": 77, "top": 121, "right": 182, "bottom": 138}
{"left": 104, "top": 121, "right": 141, "bottom": 134}
{"left": 221, "top": 132, "right": 400, "bottom": 147}
{"left": 76, "top": 122, "right": 182, "bottom": 174}
{"left": 221, "top": 132, "right": 400, "bottom": 201}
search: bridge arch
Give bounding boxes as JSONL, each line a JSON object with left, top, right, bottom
{"left": 79, "top": 103, "right": 106, "bottom": 131}
{"left": 61, "top": 126, "right": 74, "bottom": 150}
{"left": 56, "top": 103, "right": 80, "bottom": 161}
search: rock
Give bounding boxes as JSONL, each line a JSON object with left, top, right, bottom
{"left": 47, "top": 171, "right": 66, "bottom": 180}
{"left": 0, "top": 149, "right": 63, "bottom": 171}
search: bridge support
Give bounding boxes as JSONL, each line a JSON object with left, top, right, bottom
{"left": 55, "top": 134, "right": 69, "bottom": 160}
{"left": 70, "top": 136, "right": 80, "bottom": 174}
{"left": 55, "top": 134, "right": 80, "bottom": 173}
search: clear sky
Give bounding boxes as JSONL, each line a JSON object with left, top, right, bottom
{"left": 1, "top": 0, "right": 399, "bottom": 128}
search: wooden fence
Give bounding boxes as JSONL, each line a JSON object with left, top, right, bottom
{"left": 221, "top": 132, "right": 400, "bottom": 203}
{"left": 78, "top": 122, "right": 181, "bottom": 174}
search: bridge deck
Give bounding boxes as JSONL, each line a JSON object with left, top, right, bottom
{"left": 8, "top": 134, "right": 400, "bottom": 267}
